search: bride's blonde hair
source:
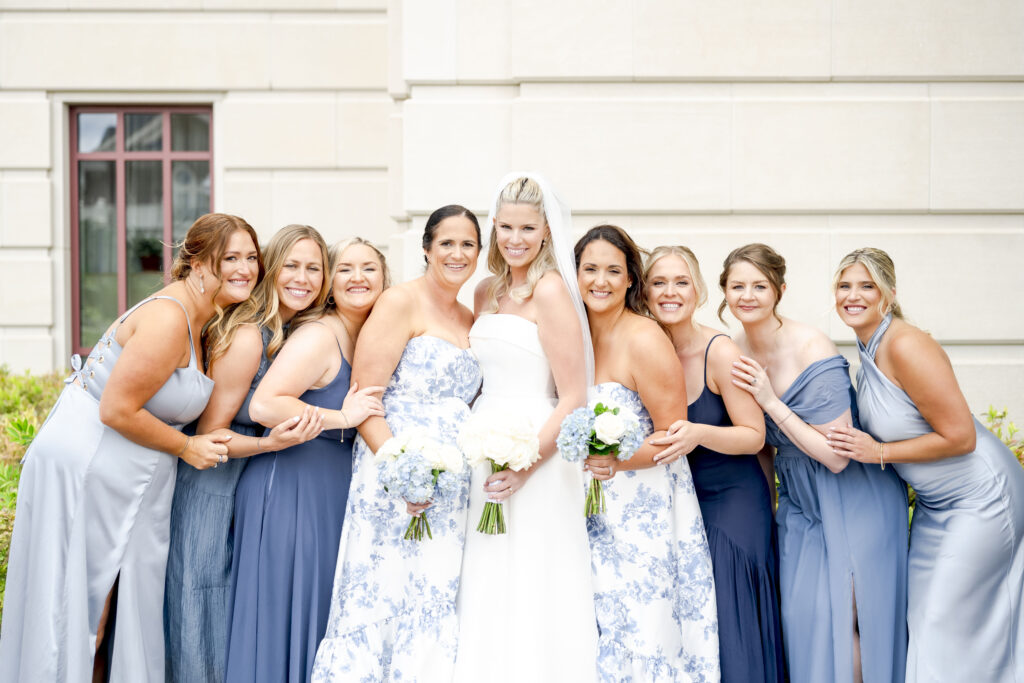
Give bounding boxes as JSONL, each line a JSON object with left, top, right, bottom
{"left": 482, "top": 177, "right": 557, "bottom": 313}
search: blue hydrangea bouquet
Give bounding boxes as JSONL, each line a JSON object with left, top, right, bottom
{"left": 557, "top": 401, "right": 644, "bottom": 517}
{"left": 374, "top": 431, "right": 466, "bottom": 541}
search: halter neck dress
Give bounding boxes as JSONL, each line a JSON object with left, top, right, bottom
{"left": 0, "top": 296, "right": 213, "bottom": 683}
{"left": 766, "top": 354, "right": 908, "bottom": 683}
{"left": 165, "top": 325, "right": 274, "bottom": 683}
{"left": 857, "top": 314, "right": 1024, "bottom": 682}
{"left": 687, "top": 334, "right": 785, "bottom": 683}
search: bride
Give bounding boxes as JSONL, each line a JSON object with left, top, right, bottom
{"left": 453, "top": 173, "right": 597, "bottom": 682}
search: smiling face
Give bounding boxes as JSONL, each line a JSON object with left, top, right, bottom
{"left": 276, "top": 237, "right": 325, "bottom": 319}
{"left": 493, "top": 203, "right": 548, "bottom": 273}
{"left": 577, "top": 239, "right": 631, "bottom": 315}
{"left": 724, "top": 260, "right": 781, "bottom": 326}
{"left": 331, "top": 243, "right": 385, "bottom": 315}
{"left": 835, "top": 262, "right": 885, "bottom": 334}
{"left": 646, "top": 254, "right": 699, "bottom": 326}
{"left": 425, "top": 215, "right": 480, "bottom": 287}
{"left": 212, "top": 229, "right": 260, "bottom": 306}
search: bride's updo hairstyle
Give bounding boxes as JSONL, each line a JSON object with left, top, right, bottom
{"left": 422, "top": 204, "right": 481, "bottom": 260}
{"left": 573, "top": 224, "right": 647, "bottom": 316}
{"left": 482, "top": 177, "right": 557, "bottom": 313}
{"left": 717, "top": 243, "right": 786, "bottom": 325}
{"left": 833, "top": 247, "right": 903, "bottom": 319}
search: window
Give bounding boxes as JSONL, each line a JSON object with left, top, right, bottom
{"left": 70, "top": 106, "right": 213, "bottom": 353}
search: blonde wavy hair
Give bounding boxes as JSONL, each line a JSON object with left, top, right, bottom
{"left": 643, "top": 245, "right": 708, "bottom": 325}
{"left": 322, "top": 237, "right": 392, "bottom": 313}
{"left": 482, "top": 177, "right": 557, "bottom": 313}
{"left": 206, "top": 224, "right": 330, "bottom": 370}
{"left": 833, "top": 247, "right": 903, "bottom": 319}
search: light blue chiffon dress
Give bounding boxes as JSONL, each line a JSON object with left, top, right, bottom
{"left": 586, "top": 382, "right": 720, "bottom": 683}
{"left": 312, "top": 336, "right": 482, "bottom": 683}
{"left": 164, "top": 326, "right": 273, "bottom": 683}
{"left": 767, "top": 355, "right": 909, "bottom": 683}
{"left": 0, "top": 296, "right": 213, "bottom": 682}
{"left": 857, "top": 315, "right": 1024, "bottom": 683}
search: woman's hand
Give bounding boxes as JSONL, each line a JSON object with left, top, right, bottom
{"left": 181, "top": 433, "right": 232, "bottom": 470}
{"left": 263, "top": 405, "right": 324, "bottom": 452}
{"left": 484, "top": 467, "right": 533, "bottom": 501}
{"left": 584, "top": 455, "right": 618, "bottom": 481}
{"left": 340, "top": 381, "right": 386, "bottom": 427}
{"left": 827, "top": 424, "right": 882, "bottom": 464}
{"left": 731, "top": 355, "right": 778, "bottom": 408}
{"left": 406, "top": 500, "right": 431, "bottom": 516}
{"left": 649, "top": 420, "right": 703, "bottom": 464}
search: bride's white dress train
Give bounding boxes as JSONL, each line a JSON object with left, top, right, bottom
{"left": 454, "top": 313, "right": 597, "bottom": 683}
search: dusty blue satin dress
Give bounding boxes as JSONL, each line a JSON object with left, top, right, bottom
{"left": 688, "top": 335, "right": 785, "bottom": 683}
{"left": 164, "top": 326, "right": 273, "bottom": 682}
{"left": 767, "top": 354, "right": 908, "bottom": 683}
{"left": 0, "top": 296, "right": 213, "bottom": 683}
{"left": 857, "top": 315, "right": 1024, "bottom": 683}
{"left": 225, "top": 334, "right": 354, "bottom": 683}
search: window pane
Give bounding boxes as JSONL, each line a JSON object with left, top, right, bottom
{"left": 77, "top": 113, "right": 116, "bottom": 153}
{"left": 171, "top": 113, "right": 210, "bottom": 151}
{"left": 126, "top": 160, "right": 165, "bottom": 305}
{"left": 125, "top": 113, "right": 162, "bottom": 152}
{"left": 78, "top": 160, "right": 117, "bottom": 345}
{"left": 172, "top": 160, "right": 211, "bottom": 243}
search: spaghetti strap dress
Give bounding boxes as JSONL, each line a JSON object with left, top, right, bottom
{"left": 0, "top": 296, "right": 213, "bottom": 683}
{"left": 165, "top": 325, "right": 274, "bottom": 683}
{"left": 687, "top": 334, "right": 785, "bottom": 683}
{"left": 767, "top": 354, "right": 909, "bottom": 683}
{"left": 857, "top": 314, "right": 1024, "bottom": 683}
{"left": 224, "top": 331, "right": 354, "bottom": 683}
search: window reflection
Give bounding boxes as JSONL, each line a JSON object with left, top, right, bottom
{"left": 173, "top": 161, "right": 210, "bottom": 243}
{"left": 125, "top": 113, "right": 162, "bottom": 152}
{"left": 171, "top": 113, "right": 210, "bottom": 151}
{"left": 77, "top": 113, "right": 116, "bottom": 153}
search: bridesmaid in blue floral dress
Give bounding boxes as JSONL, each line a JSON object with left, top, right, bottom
{"left": 312, "top": 206, "right": 483, "bottom": 683}
{"left": 574, "top": 226, "right": 720, "bottom": 683}
{"left": 165, "top": 225, "right": 328, "bottom": 683}
{"left": 830, "top": 248, "right": 1024, "bottom": 683}
{"left": 726, "top": 244, "right": 908, "bottom": 683}
{"left": 225, "top": 238, "right": 389, "bottom": 683}
{"left": 644, "top": 246, "right": 784, "bottom": 683}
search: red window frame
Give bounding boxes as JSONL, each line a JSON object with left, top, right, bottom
{"left": 69, "top": 105, "right": 214, "bottom": 354}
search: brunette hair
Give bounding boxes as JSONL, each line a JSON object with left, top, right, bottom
{"left": 717, "top": 243, "right": 786, "bottom": 324}
{"left": 206, "top": 224, "right": 329, "bottom": 369}
{"left": 833, "top": 247, "right": 903, "bottom": 319}
{"left": 573, "top": 224, "right": 647, "bottom": 315}
{"left": 482, "top": 177, "right": 556, "bottom": 313}
{"left": 422, "top": 205, "right": 481, "bottom": 254}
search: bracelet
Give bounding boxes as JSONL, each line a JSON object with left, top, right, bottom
{"left": 777, "top": 410, "right": 796, "bottom": 426}
{"left": 256, "top": 437, "right": 264, "bottom": 453}
{"left": 175, "top": 435, "right": 192, "bottom": 458}
{"left": 878, "top": 442, "right": 886, "bottom": 470}
{"left": 339, "top": 409, "right": 350, "bottom": 430}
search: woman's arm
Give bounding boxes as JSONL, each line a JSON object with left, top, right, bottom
{"left": 486, "top": 274, "right": 587, "bottom": 500}
{"left": 829, "top": 327, "right": 976, "bottom": 464}
{"left": 650, "top": 337, "right": 765, "bottom": 462}
{"left": 199, "top": 324, "right": 322, "bottom": 458}
{"left": 733, "top": 349, "right": 851, "bottom": 474}
{"left": 351, "top": 287, "right": 417, "bottom": 454}
{"left": 250, "top": 322, "right": 384, "bottom": 433}
{"left": 98, "top": 299, "right": 227, "bottom": 469}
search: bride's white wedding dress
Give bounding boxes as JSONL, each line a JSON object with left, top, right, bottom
{"left": 454, "top": 313, "right": 597, "bottom": 682}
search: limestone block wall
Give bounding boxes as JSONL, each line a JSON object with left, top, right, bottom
{"left": 391, "top": 0, "right": 1024, "bottom": 418}
{"left": 0, "top": 0, "right": 391, "bottom": 372}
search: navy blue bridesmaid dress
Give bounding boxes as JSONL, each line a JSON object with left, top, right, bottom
{"left": 687, "top": 334, "right": 785, "bottom": 683}
{"left": 224, "top": 336, "right": 354, "bottom": 683}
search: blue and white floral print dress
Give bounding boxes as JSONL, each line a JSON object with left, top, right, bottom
{"left": 586, "top": 382, "right": 720, "bottom": 683}
{"left": 312, "top": 335, "right": 481, "bottom": 683}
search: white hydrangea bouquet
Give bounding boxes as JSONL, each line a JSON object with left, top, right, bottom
{"left": 457, "top": 414, "right": 541, "bottom": 534}
{"left": 374, "top": 430, "right": 466, "bottom": 541}
{"left": 557, "top": 400, "right": 644, "bottom": 517}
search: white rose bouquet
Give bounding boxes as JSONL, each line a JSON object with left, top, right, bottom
{"left": 375, "top": 430, "right": 466, "bottom": 541}
{"left": 457, "top": 413, "right": 541, "bottom": 534}
{"left": 556, "top": 400, "right": 644, "bottom": 516}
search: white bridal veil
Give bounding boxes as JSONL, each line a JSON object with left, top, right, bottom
{"left": 484, "top": 171, "right": 595, "bottom": 385}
